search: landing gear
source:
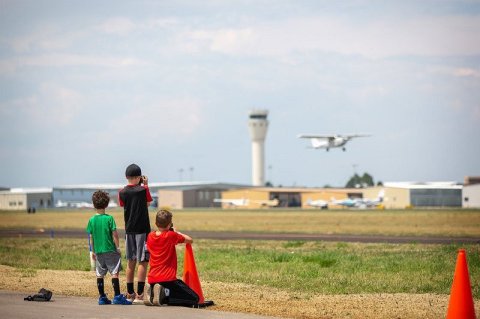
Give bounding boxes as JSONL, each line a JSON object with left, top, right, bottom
{"left": 342, "top": 147, "right": 346, "bottom": 151}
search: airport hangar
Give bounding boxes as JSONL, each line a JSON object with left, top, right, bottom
{"left": 51, "top": 182, "right": 245, "bottom": 208}
{"left": 0, "top": 181, "right": 473, "bottom": 210}
{"left": 362, "top": 182, "right": 463, "bottom": 209}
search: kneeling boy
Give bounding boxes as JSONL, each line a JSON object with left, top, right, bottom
{"left": 145, "top": 209, "right": 199, "bottom": 307}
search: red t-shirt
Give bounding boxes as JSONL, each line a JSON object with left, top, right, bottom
{"left": 146, "top": 230, "right": 185, "bottom": 283}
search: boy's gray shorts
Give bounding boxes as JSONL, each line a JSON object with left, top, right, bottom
{"left": 125, "top": 233, "right": 149, "bottom": 262}
{"left": 95, "top": 251, "right": 122, "bottom": 277}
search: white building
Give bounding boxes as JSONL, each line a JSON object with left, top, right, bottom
{"left": 0, "top": 188, "right": 53, "bottom": 211}
{"left": 463, "top": 184, "right": 480, "bottom": 208}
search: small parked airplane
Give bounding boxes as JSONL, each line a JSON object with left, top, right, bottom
{"left": 305, "top": 198, "right": 329, "bottom": 209}
{"left": 297, "top": 134, "right": 371, "bottom": 151}
{"left": 331, "top": 189, "right": 384, "bottom": 209}
{"left": 213, "top": 198, "right": 249, "bottom": 207}
{"left": 253, "top": 198, "right": 280, "bottom": 207}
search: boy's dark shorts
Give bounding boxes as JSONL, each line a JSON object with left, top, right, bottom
{"left": 125, "top": 233, "right": 149, "bottom": 262}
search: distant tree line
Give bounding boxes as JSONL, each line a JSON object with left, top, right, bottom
{"left": 345, "top": 172, "right": 382, "bottom": 188}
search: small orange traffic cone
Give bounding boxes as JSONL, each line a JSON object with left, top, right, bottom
{"left": 183, "top": 243, "right": 205, "bottom": 304}
{"left": 446, "top": 249, "right": 476, "bottom": 319}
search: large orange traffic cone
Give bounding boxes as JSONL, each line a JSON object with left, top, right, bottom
{"left": 183, "top": 243, "right": 205, "bottom": 304}
{"left": 446, "top": 249, "right": 476, "bottom": 319}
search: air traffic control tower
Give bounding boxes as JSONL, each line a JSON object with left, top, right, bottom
{"left": 248, "top": 109, "right": 269, "bottom": 186}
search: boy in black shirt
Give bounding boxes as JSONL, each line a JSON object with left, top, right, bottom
{"left": 118, "top": 163, "right": 152, "bottom": 304}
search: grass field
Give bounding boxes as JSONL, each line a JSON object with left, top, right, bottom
{"left": 1, "top": 208, "right": 480, "bottom": 318}
{"left": 1, "top": 208, "right": 480, "bottom": 237}
{"left": 1, "top": 237, "right": 478, "bottom": 297}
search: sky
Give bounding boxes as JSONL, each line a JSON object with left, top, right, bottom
{"left": 0, "top": 0, "right": 479, "bottom": 188}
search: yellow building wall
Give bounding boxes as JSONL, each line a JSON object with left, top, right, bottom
{"left": 158, "top": 190, "right": 184, "bottom": 209}
{"left": 362, "top": 187, "right": 410, "bottom": 209}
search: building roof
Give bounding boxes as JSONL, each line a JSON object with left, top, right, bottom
{"left": 53, "top": 181, "right": 247, "bottom": 191}
{"left": 225, "top": 187, "right": 361, "bottom": 193}
{"left": 0, "top": 188, "right": 53, "bottom": 194}
{"left": 384, "top": 182, "right": 462, "bottom": 189}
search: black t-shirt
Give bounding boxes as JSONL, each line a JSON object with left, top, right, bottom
{"left": 118, "top": 185, "right": 152, "bottom": 234}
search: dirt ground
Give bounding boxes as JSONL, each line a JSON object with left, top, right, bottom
{"left": 1, "top": 265, "right": 478, "bottom": 319}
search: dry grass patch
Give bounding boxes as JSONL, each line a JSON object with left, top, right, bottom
{"left": 1, "top": 265, "right": 478, "bottom": 319}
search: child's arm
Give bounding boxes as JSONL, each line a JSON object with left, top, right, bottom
{"left": 143, "top": 176, "right": 153, "bottom": 205}
{"left": 112, "top": 230, "right": 120, "bottom": 252}
{"left": 178, "top": 231, "right": 193, "bottom": 244}
{"left": 89, "top": 234, "right": 96, "bottom": 260}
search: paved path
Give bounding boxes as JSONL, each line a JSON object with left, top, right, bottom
{"left": 1, "top": 228, "right": 479, "bottom": 244}
{"left": 0, "top": 290, "right": 278, "bottom": 319}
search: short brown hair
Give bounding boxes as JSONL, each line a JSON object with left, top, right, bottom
{"left": 92, "top": 190, "right": 110, "bottom": 209}
{"left": 156, "top": 209, "right": 172, "bottom": 228}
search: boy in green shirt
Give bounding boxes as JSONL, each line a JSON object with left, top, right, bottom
{"left": 86, "top": 190, "right": 131, "bottom": 305}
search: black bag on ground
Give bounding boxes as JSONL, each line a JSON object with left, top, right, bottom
{"left": 24, "top": 288, "right": 53, "bottom": 301}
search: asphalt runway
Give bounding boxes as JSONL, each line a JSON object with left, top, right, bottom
{"left": 0, "top": 290, "right": 278, "bottom": 319}
{"left": 1, "top": 228, "right": 479, "bottom": 244}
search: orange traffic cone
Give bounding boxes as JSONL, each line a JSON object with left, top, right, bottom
{"left": 446, "top": 249, "right": 476, "bottom": 319}
{"left": 183, "top": 243, "right": 205, "bottom": 304}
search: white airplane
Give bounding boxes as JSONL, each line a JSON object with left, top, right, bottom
{"left": 108, "top": 201, "right": 118, "bottom": 208}
{"left": 54, "top": 200, "right": 69, "bottom": 208}
{"left": 305, "top": 198, "right": 329, "bottom": 209}
{"left": 297, "top": 134, "right": 371, "bottom": 151}
{"left": 55, "top": 200, "right": 94, "bottom": 208}
{"left": 213, "top": 198, "right": 250, "bottom": 207}
{"left": 331, "top": 190, "right": 384, "bottom": 209}
{"left": 253, "top": 198, "right": 280, "bottom": 207}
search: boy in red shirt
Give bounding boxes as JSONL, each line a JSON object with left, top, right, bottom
{"left": 145, "top": 209, "right": 199, "bottom": 307}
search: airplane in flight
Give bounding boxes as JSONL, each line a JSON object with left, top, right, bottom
{"left": 297, "top": 134, "right": 371, "bottom": 151}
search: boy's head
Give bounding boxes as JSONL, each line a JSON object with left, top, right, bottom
{"left": 125, "top": 163, "right": 141, "bottom": 177}
{"left": 125, "top": 163, "right": 142, "bottom": 184}
{"left": 92, "top": 190, "right": 110, "bottom": 209}
{"left": 155, "top": 209, "right": 173, "bottom": 229}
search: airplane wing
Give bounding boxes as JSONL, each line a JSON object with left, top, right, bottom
{"left": 298, "top": 134, "right": 370, "bottom": 139}
{"left": 343, "top": 134, "right": 371, "bottom": 138}
{"left": 297, "top": 134, "right": 335, "bottom": 139}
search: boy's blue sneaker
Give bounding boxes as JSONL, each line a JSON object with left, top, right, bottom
{"left": 113, "top": 294, "right": 132, "bottom": 305}
{"left": 98, "top": 295, "right": 111, "bottom": 305}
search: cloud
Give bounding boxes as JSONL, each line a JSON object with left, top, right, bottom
{"left": 0, "top": 53, "right": 152, "bottom": 74}
{"left": 1, "top": 83, "right": 84, "bottom": 126}
{"left": 96, "top": 17, "right": 136, "bottom": 35}
{"left": 453, "top": 68, "right": 480, "bottom": 78}
{"left": 91, "top": 97, "right": 205, "bottom": 148}
{"left": 177, "top": 14, "right": 480, "bottom": 58}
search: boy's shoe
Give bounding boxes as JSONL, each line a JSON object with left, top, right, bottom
{"left": 98, "top": 295, "right": 111, "bottom": 305}
{"left": 157, "top": 285, "right": 167, "bottom": 306}
{"left": 126, "top": 292, "right": 136, "bottom": 303}
{"left": 144, "top": 284, "right": 155, "bottom": 306}
{"left": 112, "top": 294, "right": 132, "bottom": 305}
{"left": 132, "top": 293, "right": 144, "bottom": 305}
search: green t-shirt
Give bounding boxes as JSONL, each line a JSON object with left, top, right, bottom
{"left": 86, "top": 214, "right": 117, "bottom": 254}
